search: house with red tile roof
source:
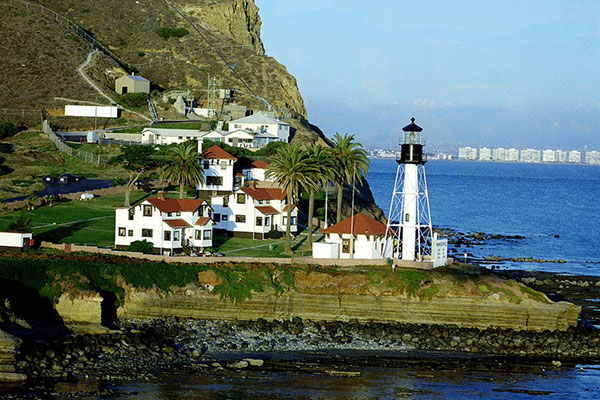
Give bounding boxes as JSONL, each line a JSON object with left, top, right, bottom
{"left": 115, "top": 192, "right": 214, "bottom": 255}
{"left": 197, "top": 145, "right": 239, "bottom": 195}
{"left": 314, "top": 213, "right": 391, "bottom": 259}
{"left": 241, "top": 160, "right": 275, "bottom": 183}
{"left": 210, "top": 185, "right": 298, "bottom": 238}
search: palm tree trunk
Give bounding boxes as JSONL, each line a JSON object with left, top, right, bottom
{"left": 336, "top": 183, "right": 343, "bottom": 223}
{"left": 284, "top": 187, "right": 293, "bottom": 254}
{"left": 179, "top": 182, "right": 185, "bottom": 199}
{"left": 307, "top": 189, "right": 315, "bottom": 247}
{"left": 124, "top": 186, "right": 131, "bottom": 207}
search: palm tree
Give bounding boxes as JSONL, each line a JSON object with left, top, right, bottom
{"left": 266, "top": 143, "right": 317, "bottom": 254}
{"left": 331, "top": 133, "right": 369, "bottom": 223}
{"left": 304, "top": 143, "right": 335, "bottom": 247}
{"left": 159, "top": 142, "right": 205, "bottom": 199}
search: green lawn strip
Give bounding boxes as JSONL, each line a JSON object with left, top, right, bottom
{"left": 1, "top": 192, "right": 147, "bottom": 246}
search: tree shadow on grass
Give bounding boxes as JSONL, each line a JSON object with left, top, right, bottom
{"left": 35, "top": 220, "right": 92, "bottom": 243}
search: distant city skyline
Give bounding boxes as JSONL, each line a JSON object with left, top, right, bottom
{"left": 257, "top": 1, "right": 600, "bottom": 149}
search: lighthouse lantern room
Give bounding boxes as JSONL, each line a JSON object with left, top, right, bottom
{"left": 385, "top": 118, "right": 434, "bottom": 262}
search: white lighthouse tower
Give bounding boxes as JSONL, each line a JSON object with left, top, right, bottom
{"left": 385, "top": 118, "right": 434, "bottom": 262}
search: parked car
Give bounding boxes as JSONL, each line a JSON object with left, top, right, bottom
{"left": 58, "top": 173, "right": 84, "bottom": 184}
{"left": 43, "top": 176, "right": 56, "bottom": 183}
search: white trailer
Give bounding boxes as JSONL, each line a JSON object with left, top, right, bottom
{"left": 0, "top": 232, "right": 33, "bottom": 251}
{"left": 65, "top": 105, "right": 120, "bottom": 118}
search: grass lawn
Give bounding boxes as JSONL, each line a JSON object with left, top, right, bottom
{"left": 0, "top": 192, "right": 148, "bottom": 247}
{"left": 213, "top": 228, "right": 320, "bottom": 258}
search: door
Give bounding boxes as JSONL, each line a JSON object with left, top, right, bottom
{"left": 22, "top": 237, "right": 30, "bottom": 252}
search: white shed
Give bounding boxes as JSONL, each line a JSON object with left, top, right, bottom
{"left": 0, "top": 231, "right": 33, "bottom": 252}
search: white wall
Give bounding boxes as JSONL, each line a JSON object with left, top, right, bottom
{"left": 0, "top": 232, "right": 32, "bottom": 248}
{"left": 65, "top": 105, "right": 119, "bottom": 118}
{"left": 198, "top": 158, "right": 235, "bottom": 192}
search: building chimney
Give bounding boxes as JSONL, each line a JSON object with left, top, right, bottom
{"left": 157, "top": 191, "right": 165, "bottom": 201}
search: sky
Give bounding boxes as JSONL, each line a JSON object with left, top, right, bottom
{"left": 256, "top": 1, "right": 600, "bottom": 151}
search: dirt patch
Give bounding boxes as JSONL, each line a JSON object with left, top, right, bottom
{"left": 197, "top": 270, "right": 222, "bottom": 287}
{"left": 294, "top": 271, "right": 370, "bottom": 295}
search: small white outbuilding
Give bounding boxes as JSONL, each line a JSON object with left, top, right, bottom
{"left": 0, "top": 231, "right": 33, "bottom": 252}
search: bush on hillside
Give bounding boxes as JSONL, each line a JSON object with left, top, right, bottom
{"left": 119, "top": 93, "right": 148, "bottom": 109}
{"left": 128, "top": 239, "right": 154, "bottom": 254}
{"left": 0, "top": 122, "right": 18, "bottom": 139}
{"left": 156, "top": 27, "right": 189, "bottom": 39}
{"left": 7, "top": 214, "right": 32, "bottom": 232}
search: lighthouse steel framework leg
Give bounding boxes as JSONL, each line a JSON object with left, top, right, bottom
{"left": 385, "top": 163, "right": 433, "bottom": 261}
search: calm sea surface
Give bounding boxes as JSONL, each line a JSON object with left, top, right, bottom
{"left": 368, "top": 159, "right": 600, "bottom": 275}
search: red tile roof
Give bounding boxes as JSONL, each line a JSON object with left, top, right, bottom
{"left": 164, "top": 219, "right": 192, "bottom": 228}
{"left": 240, "top": 187, "right": 286, "bottom": 201}
{"left": 256, "top": 206, "right": 280, "bottom": 215}
{"left": 235, "top": 173, "right": 245, "bottom": 177}
{"left": 321, "top": 213, "right": 388, "bottom": 236}
{"left": 147, "top": 198, "right": 207, "bottom": 213}
{"left": 202, "top": 145, "right": 237, "bottom": 160}
{"left": 282, "top": 204, "right": 297, "bottom": 212}
{"left": 194, "top": 217, "right": 213, "bottom": 226}
{"left": 250, "top": 160, "right": 269, "bottom": 169}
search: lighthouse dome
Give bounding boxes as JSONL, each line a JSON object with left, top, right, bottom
{"left": 402, "top": 118, "right": 422, "bottom": 132}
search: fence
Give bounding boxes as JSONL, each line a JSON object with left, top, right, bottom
{"left": 43, "top": 120, "right": 112, "bottom": 165}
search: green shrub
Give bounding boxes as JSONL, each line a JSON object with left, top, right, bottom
{"left": 0, "top": 122, "right": 18, "bottom": 139}
{"left": 137, "top": 51, "right": 146, "bottom": 57}
{"left": 128, "top": 240, "right": 154, "bottom": 254}
{"left": 156, "top": 27, "right": 189, "bottom": 39}
{"left": 119, "top": 93, "right": 148, "bottom": 108}
{"left": 7, "top": 214, "right": 32, "bottom": 232}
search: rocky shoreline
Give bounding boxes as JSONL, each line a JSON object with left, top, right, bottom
{"left": 13, "top": 315, "right": 600, "bottom": 384}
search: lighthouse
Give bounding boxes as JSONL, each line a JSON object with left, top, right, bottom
{"left": 385, "top": 118, "right": 434, "bottom": 261}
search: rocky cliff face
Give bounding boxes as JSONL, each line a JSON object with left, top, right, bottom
{"left": 177, "top": 0, "right": 265, "bottom": 55}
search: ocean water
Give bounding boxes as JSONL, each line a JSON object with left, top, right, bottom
{"left": 367, "top": 159, "right": 600, "bottom": 275}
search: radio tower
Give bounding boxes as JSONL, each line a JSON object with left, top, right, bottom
{"left": 385, "top": 118, "right": 433, "bottom": 261}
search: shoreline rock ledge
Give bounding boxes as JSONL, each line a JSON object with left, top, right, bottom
{"left": 0, "top": 329, "right": 26, "bottom": 382}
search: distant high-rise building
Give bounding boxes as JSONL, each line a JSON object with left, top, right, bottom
{"left": 568, "top": 150, "right": 581, "bottom": 163}
{"left": 458, "top": 147, "right": 477, "bottom": 160}
{"left": 585, "top": 151, "right": 600, "bottom": 165}
{"left": 492, "top": 147, "right": 506, "bottom": 161}
{"left": 556, "top": 150, "right": 567, "bottom": 163}
{"left": 521, "top": 149, "right": 541, "bottom": 163}
{"left": 479, "top": 147, "right": 491, "bottom": 161}
{"left": 506, "top": 148, "right": 519, "bottom": 162}
{"left": 542, "top": 149, "right": 556, "bottom": 162}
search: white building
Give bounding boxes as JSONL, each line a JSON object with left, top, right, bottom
{"left": 492, "top": 147, "right": 506, "bottom": 161}
{"left": 520, "top": 149, "right": 541, "bottom": 163}
{"left": 114, "top": 194, "right": 214, "bottom": 255}
{"left": 197, "top": 145, "right": 238, "bottom": 193}
{"left": 506, "top": 148, "right": 519, "bottom": 162}
{"left": 556, "top": 150, "right": 567, "bottom": 163}
{"left": 141, "top": 128, "right": 206, "bottom": 145}
{"left": 210, "top": 186, "right": 297, "bottom": 238}
{"left": 315, "top": 213, "right": 391, "bottom": 259}
{"left": 241, "top": 160, "right": 274, "bottom": 183}
{"left": 228, "top": 113, "right": 290, "bottom": 143}
{"left": 479, "top": 147, "right": 492, "bottom": 161}
{"left": 542, "top": 149, "right": 556, "bottom": 162}
{"left": 568, "top": 150, "right": 581, "bottom": 163}
{"left": 586, "top": 151, "right": 600, "bottom": 165}
{"left": 0, "top": 231, "right": 33, "bottom": 252}
{"left": 458, "top": 147, "right": 477, "bottom": 160}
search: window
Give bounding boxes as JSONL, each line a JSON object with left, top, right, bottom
{"left": 207, "top": 176, "right": 223, "bottom": 186}
{"left": 221, "top": 161, "right": 227, "bottom": 170}
{"left": 203, "top": 230, "right": 211, "bottom": 240}
{"left": 222, "top": 214, "right": 228, "bottom": 221}
{"left": 235, "top": 215, "right": 246, "bottom": 223}
{"left": 265, "top": 216, "right": 270, "bottom": 226}
{"left": 405, "top": 213, "right": 410, "bottom": 222}
{"left": 128, "top": 209, "right": 135, "bottom": 220}
{"left": 223, "top": 196, "right": 229, "bottom": 207}
{"left": 118, "top": 227, "right": 126, "bottom": 236}
{"left": 174, "top": 231, "right": 180, "bottom": 241}
{"left": 143, "top": 205, "right": 153, "bottom": 217}
{"left": 164, "top": 231, "right": 171, "bottom": 241}
{"left": 342, "top": 239, "right": 351, "bottom": 254}
{"left": 195, "top": 230, "right": 202, "bottom": 240}
{"left": 203, "top": 160, "right": 209, "bottom": 169}
{"left": 291, "top": 217, "right": 297, "bottom": 225}
{"left": 167, "top": 212, "right": 173, "bottom": 217}
{"left": 176, "top": 211, "right": 181, "bottom": 216}
{"left": 141, "top": 229, "right": 153, "bottom": 238}
{"left": 237, "top": 194, "right": 245, "bottom": 204}
{"left": 256, "top": 217, "right": 263, "bottom": 226}
{"left": 128, "top": 230, "right": 133, "bottom": 236}
{"left": 213, "top": 214, "right": 221, "bottom": 222}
